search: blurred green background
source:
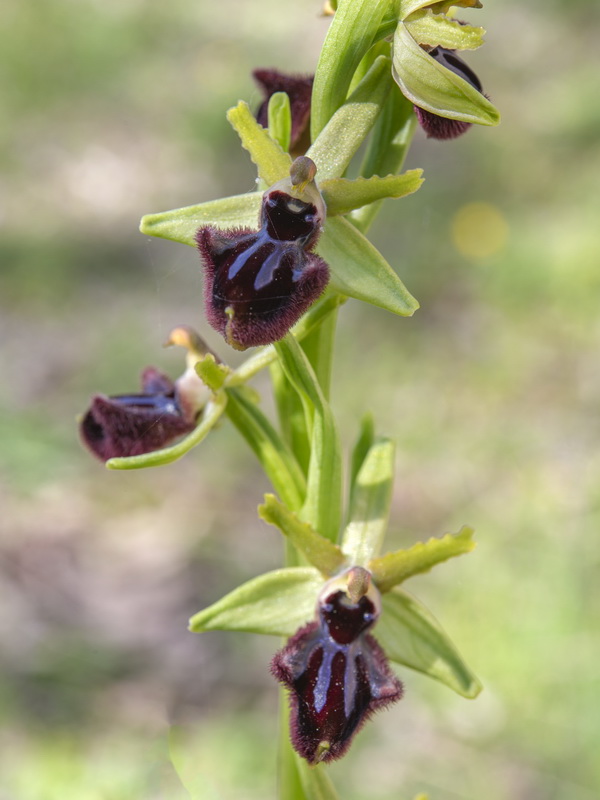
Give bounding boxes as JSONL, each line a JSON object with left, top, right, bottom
{"left": 1, "top": 1, "right": 599, "bottom": 798}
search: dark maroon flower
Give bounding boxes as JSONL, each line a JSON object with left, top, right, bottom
{"left": 272, "top": 574, "right": 403, "bottom": 764}
{"left": 253, "top": 69, "right": 313, "bottom": 153}
{"left": 196, "top": 160, "right": 329, "bottom": 351}
{"left": 414, "top": 47, "right": 484, "bottom": 140}
{"left": 80, "top": 367, "right": 198, "bottom": 462}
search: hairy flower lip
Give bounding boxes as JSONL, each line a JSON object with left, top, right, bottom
{"left": 196, "top": 169, "right": 329, "bottom": 351}
{"left": 272, "top": 581, "right": 403, "bottom": 764}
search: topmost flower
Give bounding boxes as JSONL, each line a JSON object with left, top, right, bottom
{"left": 391, "top": 0, "right": 499, "bottom": 138}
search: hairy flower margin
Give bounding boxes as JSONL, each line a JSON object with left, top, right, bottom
{"left": 272, "top": 567, "right": 403, "bottom": 764}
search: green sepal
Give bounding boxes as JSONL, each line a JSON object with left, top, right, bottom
{"left": 194, "top": 353, "right": 230, "bottom": 392}
{"left": 377, "top": 588, "right": 482, "bottom": 698}
{"left": 259, "top": 494, "right": 346, "bottom": 575}
{"left": 139, "top": 192, "right": 262, "bottom": 247}
{"left": 311, "top": 0, "right": 392, "bottom": 139}
{"left": 105, "top": 392, "right": 227, "bottom": 470}
{"left": 268, "top": 91, "right": 292, "bottom": 153}
{"left": 317, "top": 216, "right": 419, "bottom": 317}
{"left": 370, "top": 526, "right": 475, "bottom": 592}
{"left": 295, "top": 755, "right": 341, "bottom": 800}
{"left": 308, "top": 55, "right": 393, "bottom": 181}
{"left": 399, "top": 0, "right": 482, "bottom": 18}
{"left": 321, "top": 170, "right": 423, "bottom": 216}
{"left": 342, "top": 438, "right": 395, "bottom": 566}
{"left": 226, "top": 101, "right": 292, "bottom": 185}
{"left": 405, "top": 10, "right": 485, "bottom": 51}
{"left": 225, "top": 388, "right": 306, "bottom": 512}
{"left": 188, "top": 567, "right": 322, "bottom": 636}
{"left": 275, "top": 336, "right": 343, "bottom": 544}
{"left": 393, "top": 23, "right": 500, "bottom": 126}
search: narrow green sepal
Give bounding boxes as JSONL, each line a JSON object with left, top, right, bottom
{"left": 377, "top": 588, "right": 482, "bottom": 698}
{"left": 226, "top": 101, "right": 292, "bottom": 185}
{"left": 105, "top": 392, "right": 227, "bottom": 470}
{"left": 188, "top": 567, "right": 322, "bottom": 637}
{"left": 370, "top": 526, "right": 475, "bottom": 592}
{"left": 139, "top": 192, "right": 262, "bottom": 247}
{"left": 317, "top": 216, "right": 419, "bottom": 317}
{"left": 307, "top": 55, "right": 393, "bottom": 181}
{"left": 321, "top": 170, "right": 423, "bottom": 216}
{"left": 311, "top": 0, "right": 391, "bottom": 139}
{"left": 342, "top": 438, "right": 395, "bottom": 566}
{"left": 225, "top": 387, "right": 306, "bottom": 512}
{"left": 393, "top": 23, "right": 500, "bottom": 126}
{"left": 194, "top": 353, "right": 230, "bottom": 392}
{"left": 405, "top": 10, "right": 485, "bottom": 51}
{"left": 268, "top": 91, "right": 292, "bottom": 153}
{"left": 259, "top": 494, "right": 346, "bottom": 575}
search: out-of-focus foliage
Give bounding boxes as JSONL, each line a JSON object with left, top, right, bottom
{"left": 1, "top": 1, "right": 599, "bottom": 798}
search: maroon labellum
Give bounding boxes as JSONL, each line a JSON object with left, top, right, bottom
{"left": 414, "top": 47, "right": 485, "bottom": 140}
{"left": 196, "top": 171, "right": 329, "bottom": 351}
{"left": 80, "top": 367, "right": 198, "bottom": 462}
{"left": 272, "top": 584, "right": 403, "bottom": 764}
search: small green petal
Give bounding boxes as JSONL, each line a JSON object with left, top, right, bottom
{"left": 341, "top": 438, "right": 395, "bottom": 566}
{"left": 393, "top": 22, "right": 500, "bottom": 126}
{"left": 378, "top": 588, "right": 482, "bottom": 698}
{"left": 188, "top": 567, "right": 322, "bottom": 637}
{"left": 194, "top": 353, "right": 230, "bottom": 392}
{"left": 405, "top": 10, "right": 485, "bottom": 50}
{"left": 106, "top": 392, "right": 227, "bottom": 470}
{"left": 320, "top": 170, "right": 423, "bottom": 216}
{"left": 140, "top": 192, "right": 262, "bottom": 247}
{"left": 317, "top": 216, "right": 419, "bottom": 317}
{"left": 227, "top": 101, "right": 292, "bottom": 185}
{"left": 268, "top": 91, "right": 292, "bottom": 153}
{"left": 370, "top": 526, "right": 475, "bottom": 592}
{"left": 259, "top": 494, "right": 346, "bottom": 575}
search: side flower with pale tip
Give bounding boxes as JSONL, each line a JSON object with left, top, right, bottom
{"left": 79, "top": 327, "right": 211, "bottom": 462}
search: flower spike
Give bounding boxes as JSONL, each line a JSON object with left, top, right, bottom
{"left": 80, "top": 328, "right": 211, "bottom": 462}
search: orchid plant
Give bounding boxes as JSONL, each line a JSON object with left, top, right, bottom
{"left": 80, "top": 1, "right": 499, "bottom": 797}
